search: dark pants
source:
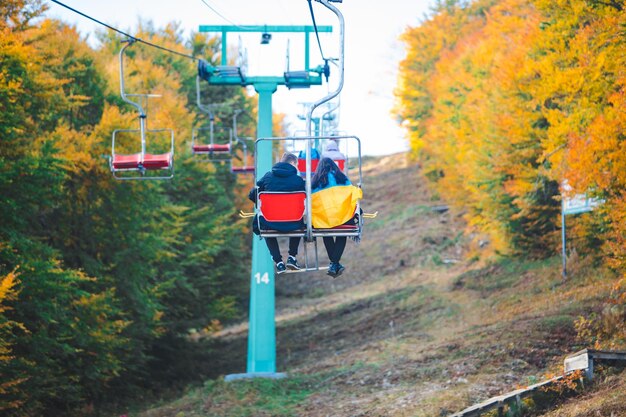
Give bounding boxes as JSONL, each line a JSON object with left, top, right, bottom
{"left": 265, "top": 237, "right": 301, "bottom": 263}
{"left": 323, "top": 236, "right": 347, "bottom": 264}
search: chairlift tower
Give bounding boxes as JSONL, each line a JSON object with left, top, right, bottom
{"left": 198, "top": 23, "right": 332, "bottom": 380}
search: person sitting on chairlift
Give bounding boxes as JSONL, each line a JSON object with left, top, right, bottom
{"left": 311, "top": 157, "right": 362, "bottom": 277}
{"left": 249, "top": 152, "right": 305, "bottom": 274}
{"left": 321, "top": 139, "right": 346, "bottom": 164}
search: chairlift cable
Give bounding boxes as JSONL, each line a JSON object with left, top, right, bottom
{"left": 198, "top": 0, "right": 255, "bottom": 30}
{"left": 307, "top": 0, "right": 326, "bottom": 61}
{"left": 49, "top": 0, "right": 198, "bottom": 61}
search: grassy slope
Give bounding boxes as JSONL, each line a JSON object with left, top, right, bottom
{"left": 136, "top": 154, "right": 621, "bottom": 417}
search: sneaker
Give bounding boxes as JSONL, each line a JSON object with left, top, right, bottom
{"left": 327, "top": 263, "right": 337, "bottom": 277}
{"left": 276, "top": 262, "right": 287, "bottom": 274}
{"left": 335, "top": 263, "right": 345, "bottom": 277}
{"left": 286, "top": 256, "right": 301, "bottom": 271}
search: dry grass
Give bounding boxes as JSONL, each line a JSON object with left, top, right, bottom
{"left": 539, "top": 370, "right": 626, "bottom": 416}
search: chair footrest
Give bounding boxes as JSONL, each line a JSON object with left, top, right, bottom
{"left": 193, "top": 144, "right": 231, "bottom": 153}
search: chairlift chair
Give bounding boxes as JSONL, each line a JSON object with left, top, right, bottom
{"left": 110, "top": 40, "right": 174, "bottom": 180}
{"left": 191, "top": 75, "right": 233, "bottom": 159}
{"left": 231, "top": 138, "right": 256, "bottom": 174}
{"left": 198, "top": 53, "right": 246, "bottom": 85}
{"left": 250, "top": 135, "right": 367, "bottom": 273}
{"left": 290, "top": 137, "right": 346, "bottom": 175}
{"left": 230, "top": 109, "right": 255, "bottom": 174}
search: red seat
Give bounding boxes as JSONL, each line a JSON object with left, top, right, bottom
{"left": 232, "top": 166, "right": 255, "bottom": 173}
{"left": 112, "top": 153, "right": 142, "bottom": 169}
{"left": 258, "top": 192, "right": 306, "bottom": 222}
{"left": 297, "top": 158, "right": 319, "bottom": 174}
{"left": 112, "top": 153, "right": 171, "bottom": 170}
{"left": 142, "top": 153, "right": 171, "bottom": 169}
{"left": 297, "top": 158, "right": 345, "bottom": 173}
{"left": 192, "top": 143, "right": 231, "bottom": 153}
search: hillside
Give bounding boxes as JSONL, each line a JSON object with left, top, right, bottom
{"left": 135, "top": 154, "right": 622, "bottom": 417}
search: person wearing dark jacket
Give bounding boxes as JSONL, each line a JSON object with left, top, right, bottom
{"left": 248, "top": 152, "right": 305, "bottom": 274}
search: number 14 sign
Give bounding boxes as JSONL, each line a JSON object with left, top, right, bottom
{"left": 255, "top": 272, "right": 270, "bottom": 285}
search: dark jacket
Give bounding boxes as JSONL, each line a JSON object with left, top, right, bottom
{"left": 249, "top": 162, "right": 305, "bottom": 234}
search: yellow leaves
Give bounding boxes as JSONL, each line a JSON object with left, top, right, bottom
{"left": 397, "top": 0, "right": 626, "bottom": 256}
{"left": 0, "top": 270, "right": 19, "bottom": 308}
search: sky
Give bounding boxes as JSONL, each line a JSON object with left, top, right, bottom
{"left": 46, "top": 0, "right": 434, "bottom": 156}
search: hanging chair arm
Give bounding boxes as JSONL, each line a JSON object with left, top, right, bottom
{"left": 239, "top": 210, "right": 255, "bottom": 218}
{"left": 362, "top": 212, "right": 378, "bottom": 219}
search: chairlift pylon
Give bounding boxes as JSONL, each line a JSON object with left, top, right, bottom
{"left": 110, "top": 40, "right": 174, "bottom": 180}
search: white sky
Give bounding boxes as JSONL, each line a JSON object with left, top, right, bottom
{"left": 46, "top": 0, "right": 433, "bottom": 156}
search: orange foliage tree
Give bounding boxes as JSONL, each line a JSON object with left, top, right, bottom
{"left": 397, "top": 0, "right": 626, "bottom": 345}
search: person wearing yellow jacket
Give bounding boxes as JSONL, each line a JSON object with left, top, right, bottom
{"left": 311, "top": 158, "right": 362, "bottom": 277}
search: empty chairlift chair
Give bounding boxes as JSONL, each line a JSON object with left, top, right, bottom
{"left": 231, "top": 138, "right": 256, "bottom": 174}
{"left": 110, "top": 40, "right": 174, "bottom": 180}
{"left": 191, "top": 76, "right": 232, "bottom": 159}
{"left": 230, "top": 110, "right": 255, "bottom": 174}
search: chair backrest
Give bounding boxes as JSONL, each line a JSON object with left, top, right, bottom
{"left": 298, "top": 158, "right": 345, "bottom": 174}
{"left": 297, "top": 158, "right": 319, "bottom": 174}
{"left": 258, "top": 191, "right": 306, "bottom": 222}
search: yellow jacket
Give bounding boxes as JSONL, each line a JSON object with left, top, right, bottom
{"left": 311, "top": 185, "right": 362, "bottom": 228}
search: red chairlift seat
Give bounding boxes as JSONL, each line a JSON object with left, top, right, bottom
{"left": 257, "top": 191, "right": 361, "bottom": 238}
{"left": 231, "top": 166, "right": 255, "bottom": 174}
{"left": 297, "top": 158, "right": 319, "bottom": 174}
{"left": 297, "top": 158, "right": 345, "bottom": 174}
{"left": 258, "top": 191, "right": 306, "bottom": 223}
{"left": 142, "top": 152, "right": 172, "bottom": 169}
{"left": 112, "top": 153, "right": 142, "bottom": 170}
{"left": 112, "top": 152, "right": 171, "bottom": 170}
{"left": 192, "top": 143, "right": 231, "bottom": 154}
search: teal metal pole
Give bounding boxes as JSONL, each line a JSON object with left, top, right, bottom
{"left": 221, "top": 30, "right": 228, "bottom": 66}
{"left": 247, "top": 82, "right": 278, "bottom": 374}
{"left": 305, "top": 30, "right": 310, "bottom": 71}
